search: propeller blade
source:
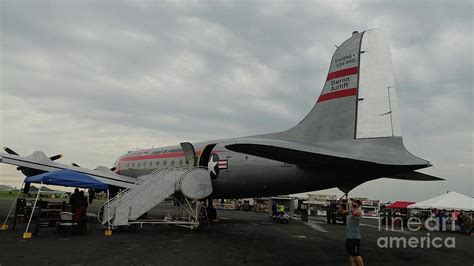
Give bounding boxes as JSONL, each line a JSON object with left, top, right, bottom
{"left": 3, "top": 148, "right": 49, "bottom": 177}
{"left": 3, "top": 147, "right": 19, "bottom": 156}
{"left": 4, "top": 147, "right": 25, "bottom": 172}
{"left": 49, "top": 154, "right": 63, "bottom": 161}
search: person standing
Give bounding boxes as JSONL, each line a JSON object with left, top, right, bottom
{"left": 458, "top": 210, "right": 465, "bottom": 232}
{"left": 440, "top": 209, "right": 447, "bottom": 231}
{"left": 74, "top": 190, "right": 88, "bottom": 233}
{"left": 435, "top": 209, "right": 442, "bottom": 231}
{"left": 69, "top": 188, "right": 80, "bottom": 212}
{"left": 340, "top": 199, "right": 364, "bottom": 266}
{"left": 88, "top": 189, "right": 95, "bottom": 204}
{"left": 271, "top": 202, "right": 277, "bottom": 217}
{"left": 79, "top": 190, "right": 88, "bottom": 209}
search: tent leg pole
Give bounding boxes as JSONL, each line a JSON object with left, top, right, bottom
{"left": 1, "top": 183, "right": 24, "bottom": 230}
{"left": 104, "top": 189, "right": 112, "bottom": 236}
{"left": 107, "top": 190, "right": 110, "bottom": 231}
{"left": 24, "top": 182, "right": 42, "bottom": 238}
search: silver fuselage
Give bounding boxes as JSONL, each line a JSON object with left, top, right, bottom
{"left": 115, "top": 141, "right": 331, "bottom": 198}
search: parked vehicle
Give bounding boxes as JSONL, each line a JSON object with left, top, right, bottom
{"left": 326, "top": 201, "right": 347, "bottom": 225}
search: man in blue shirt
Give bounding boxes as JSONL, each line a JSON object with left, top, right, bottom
{"left": 340, "top": 199, "right": 364, "bottom": 266}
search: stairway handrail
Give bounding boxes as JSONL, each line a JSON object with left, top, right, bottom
{"left": 98, "top": 166, "right": 208, "bottom": 224}
{"left": 106, "top": 168, "right": 172, "bottom": 206}
{"left": 98, "top": 168, "right": 172, "bottom": 223}
{"left": 126, "top": 166, "right": 208, "bottom": 221}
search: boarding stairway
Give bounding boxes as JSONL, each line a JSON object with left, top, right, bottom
{"left": 98, "top": 167, "right": 213, "bottom": 228}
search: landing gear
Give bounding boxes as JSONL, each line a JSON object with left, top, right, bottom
{"left": 195, "top": 198, "right": 216, "bottom": 228}
{"left": 208, "top": 207, "right": 217, "bottom": 221}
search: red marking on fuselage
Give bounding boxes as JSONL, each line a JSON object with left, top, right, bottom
{"left": 115, "top": 150, "right": 224, "bottom": 171}
{"left": 326, "top": 66, "right": 358, "bottom": 81}
{"left": 119, "top": 150, "right": 224, "bottom": 162}
{"left": 121, "top": 152, "right": 189, "bottom": 161}
{"left": 317, "top": 88, "right": 358, "bottom": 103}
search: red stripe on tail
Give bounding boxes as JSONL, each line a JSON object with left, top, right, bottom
{"left": 317, "top": 88, "right": 358, "bottom": 103}
{"left": 326, "top": 67, "right": 358, "bottom": 81}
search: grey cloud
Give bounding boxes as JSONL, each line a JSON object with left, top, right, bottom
{"left": 0, "top": 0, "right": 472, "bottom": 201}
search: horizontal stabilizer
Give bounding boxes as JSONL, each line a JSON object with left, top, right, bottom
{"left": 386, "top": 171, "right": 444, "bottom": 181}
{"left": 225, "top": 137, "right": 432, "bottom": 170}
{"left": 226, "top": 143, "right": 367, "bottom": 166}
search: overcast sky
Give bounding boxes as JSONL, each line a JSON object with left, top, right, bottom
{"left": 0, "top": 0, "right": 472, "bottom": 201}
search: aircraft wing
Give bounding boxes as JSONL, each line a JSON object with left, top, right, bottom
{"left": 224, "top": 137, "right": 442, "bottom": 181}
{"left": 0, "top": 151, "right": 135, "bottom": 188}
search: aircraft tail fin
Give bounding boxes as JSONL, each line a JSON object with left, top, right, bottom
{"left": 280, "top": 29, "right": 401, "bottom": 142}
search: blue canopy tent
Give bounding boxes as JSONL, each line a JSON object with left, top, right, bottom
{"left": 3, "top": 170, "right": 111, "bottom": 238}
{"left": 24, "top": 170, "right": 109, "bottom": 190}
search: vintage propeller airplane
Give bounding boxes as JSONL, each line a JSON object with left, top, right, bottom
{"left": 1, "top": 29, "right": 441, "bottom": 203}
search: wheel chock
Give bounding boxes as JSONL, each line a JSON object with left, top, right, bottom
{"left": 0, "top": 224, "right": 8, "bottom": 230}
{"left": 104, "top": 230, "right": 112, "bottom": 236}
{"left": 22, "top": 232, "right": 32, "bottom": 239}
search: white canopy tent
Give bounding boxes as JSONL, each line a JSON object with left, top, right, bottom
{"left": 408, "top": 191, "right": 474, "bottom": 211}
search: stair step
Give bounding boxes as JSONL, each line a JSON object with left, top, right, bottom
{"left": 99, "top": 167, "right": 213, "bottom": 227}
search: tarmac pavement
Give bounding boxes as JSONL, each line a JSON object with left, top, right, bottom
{"left": 0, "top": 198, "right": 472, "bottom": 265}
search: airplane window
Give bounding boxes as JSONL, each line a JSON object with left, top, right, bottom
{"left": 179, "top": 159, "right": 183, "bottom": 166}
{"left": 171, "top": 160, "right": 175, "bottom": 166}
{"left": 163, "top": 160, "right": 167, "bottom": 166}
{"left": 156, "top": 161, "right": 159, "bottom": 167}
{"left": 149, "top": 161, "right": 152, "bottom": 167}
{"left": 127, "top": 163, "right": 130, "bottom": 168}
{"left": 132, "top": 163, "right": 135, "bottom": 168}
{"left": 138, "top": 162, "right": 141, "bottom": 168}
